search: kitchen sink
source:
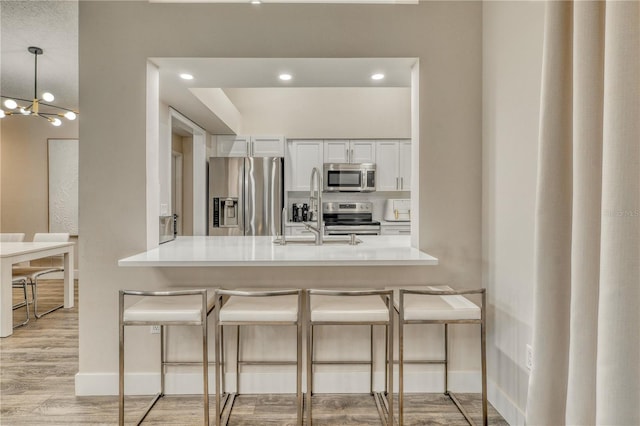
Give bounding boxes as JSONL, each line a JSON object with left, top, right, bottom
{"left": 272, "top": 236, "right": 362, "bottom": 245}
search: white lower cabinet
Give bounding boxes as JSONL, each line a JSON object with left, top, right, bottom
{"left": 380, "top": 223, "right": 411, "bottom": 235}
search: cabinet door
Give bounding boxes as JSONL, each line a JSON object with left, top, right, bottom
{"left": 375, "top": 141, "right": 400, "bottom": 191}
{"left": 350, "top": 140, "right": 376, "bottom": 163}
{"left": 324, "top": 140, "right": 349, "bottom": 163}
{"left": 216, "top": 135, "right": 250, "bottom": 157}
{"left": 287, "top": 140, "right": 324, "bottom": 191}
{"left": 251, "top": 135, "right": 284, "bottom": 157}
{"left": 398, "top": 140, "right": 411, "bottom": 190}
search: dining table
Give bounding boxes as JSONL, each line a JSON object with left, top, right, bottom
{"left": 0, "top": 241, "right": 75, "bottom": 337}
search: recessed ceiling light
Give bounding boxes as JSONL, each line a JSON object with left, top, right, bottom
{"left": 180, "top": 73, "right": 194, "bottom": 80}
{"left": 371, "top": 73, "right": 385, "bottom": 81}
{"left": 279, "top": 73, "right": 292, "bottom": 81}
{"left": 251, "top": 0, "right": 261, "bottom": 4}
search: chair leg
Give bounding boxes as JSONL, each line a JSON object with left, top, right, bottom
{"left": 12, "top": 280, "right": 30, "bottom": 328}
{"left": 32, "top": 278, "right": 64, "bottom": 319}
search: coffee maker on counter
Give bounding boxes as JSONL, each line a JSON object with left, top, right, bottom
{"left": 291, "top": 203, "right": 309, "bottom": 222}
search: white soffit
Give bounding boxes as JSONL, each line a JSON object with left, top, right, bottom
{"left": 153, "top": 57, "right": 415, "bottom": 133}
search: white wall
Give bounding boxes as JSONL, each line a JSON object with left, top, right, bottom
{"left": 78, "top": 0, "right": 482, "bottom": 397}
{"left": 482, "top": 2, "right": 545, "bottom": 424}
{"left": 225, "top": 87, "right": 411, "bottom": 138}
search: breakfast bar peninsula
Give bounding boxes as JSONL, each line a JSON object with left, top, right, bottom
{"left": 118, "top": 236, "right": 438, "bottom": 267}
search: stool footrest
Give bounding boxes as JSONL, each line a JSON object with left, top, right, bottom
{"left": 237, "top": 360, "right": 297, "bottom": 366}
{"left": 313, "top": 360, "right": 373, "bottom": 365}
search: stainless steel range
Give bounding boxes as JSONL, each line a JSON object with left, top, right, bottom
{"left": 323, "top": 202, "right": 381, "bottom": 236}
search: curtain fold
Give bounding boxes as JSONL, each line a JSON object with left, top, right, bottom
{"left": 527, "top": 1, "right": 639, "bottom": 425}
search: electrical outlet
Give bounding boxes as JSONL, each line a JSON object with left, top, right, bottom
{"left": 150, "top": 325, "right": 161, "bottom": 334}
{"left": 526, "top": 344, "right": 533, "bottom": 370}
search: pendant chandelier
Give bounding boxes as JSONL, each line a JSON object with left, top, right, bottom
{"left": 0, "top": 46, "right": 78, "bottom": 126}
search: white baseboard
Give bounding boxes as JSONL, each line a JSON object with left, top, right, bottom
{"left": 488, "top": 379, "right": 525, "bottom": 425}
{"left": 75, "top": 370, "right": 482, "bottom": 396}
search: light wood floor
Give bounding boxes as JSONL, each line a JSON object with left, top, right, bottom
{"left": 1, "top": 281, "right": 509, "bottom": 425}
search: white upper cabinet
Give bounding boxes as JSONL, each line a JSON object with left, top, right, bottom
{"left": 251, "top": 135, "right": 285, "bottom": 157}
{"left": 215, "top": 135, "right": 284, "bottom": 157}
{"left": 323, "top": 140, "right": 375, "bottom": 164}
{"left": 216, "top": 135, "right": 250, "bottom": 157}
{"left": 286, "top": 140, "right": 324, "bottom": 191}
{"left": 398, "top": 140, "right": 411, "bottom": 190}
{"left": 375, "top": 139, "right": 411, "bottom": 191}
{"left": 324, "top": 140, "right": 350, "bottom": 163}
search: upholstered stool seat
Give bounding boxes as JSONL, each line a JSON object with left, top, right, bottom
{"left": 310, "top": 295, "right": 390, "bottom": 322}
{"left": 123, "top": 291, "right": 216, "bottom": 323}
{"left": 389, "top": 285, "right": 487, "bottom": 426}
{"left": 398, "top": 288, "right": 481, "bottom": 321}
{"left": 306, "top": 289, "right": 394, "bottom": 426}
{"left": 214, "top": 289, "right": 303, "bottom": 426}
{"left": 119, "top": 288, "right": 216, "bottom": 426}
{"left": 219, "top": 294, "right": 299, "bottom": 323}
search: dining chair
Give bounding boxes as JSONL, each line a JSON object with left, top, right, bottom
{"left": 0, "top": 233, "right": 26, "bottom": 242}
{"left": 12, "top": 233, "right": 70, "bottom": 318}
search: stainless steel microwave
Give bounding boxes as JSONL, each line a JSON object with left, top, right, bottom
{"left": 323, "top": 163, "right": 376, "bottom": 192}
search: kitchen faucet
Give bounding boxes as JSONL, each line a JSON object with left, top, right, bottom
{"left": 304, "top": 167, "right": 324, "bottom": 245}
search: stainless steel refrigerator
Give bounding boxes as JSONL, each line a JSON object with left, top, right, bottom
{"left": 208, "top": 157, "right": 283, "bottom": 236}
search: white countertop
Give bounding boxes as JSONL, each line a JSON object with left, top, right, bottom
{"left": 118, "top": 236, "right": 438, "bottom": 267}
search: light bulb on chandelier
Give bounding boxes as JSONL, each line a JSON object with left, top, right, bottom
{"left": 0, "top": 47, "right": 78, "bottom": 126}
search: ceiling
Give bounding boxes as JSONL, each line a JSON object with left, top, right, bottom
{"left": 1, "top": 2, "right": 415, "bottom": 134}
{"left": 152, "top": 57, "right": 415, "bottom": 133}
{"left": 0, "top": 2, "right": 79, "bottom": 112}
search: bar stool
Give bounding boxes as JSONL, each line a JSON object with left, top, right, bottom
{"left": 391, "top": 285, "right": 486, "bottom": 426}
{"left": 214, "top": 289, "right": 303, "bottom": 426}
{"left": 119, "top": 288, "right": 216, "bottom": 425}
{"left": 306, "top": 289, "right": 394, "bottom": 426}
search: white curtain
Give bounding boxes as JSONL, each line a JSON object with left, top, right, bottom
{"left": 526, "top": 1, "right": 639, "bottom": 425}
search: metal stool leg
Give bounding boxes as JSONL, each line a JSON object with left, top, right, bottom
{"left": 306, "top": 323, "right": 313, "bottom": 426}
{"left": 202, "top": 312, "right": 210, "bottom": 425}
{"left": 399, "top": 302, "right": 404, "bottom": 426}
{"left": 119, "top": 293, "right": 125, "bottom": 426}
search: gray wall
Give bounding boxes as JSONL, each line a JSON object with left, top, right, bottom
{"left": 78, "top": 0, "right": 482, "bottom": 388}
